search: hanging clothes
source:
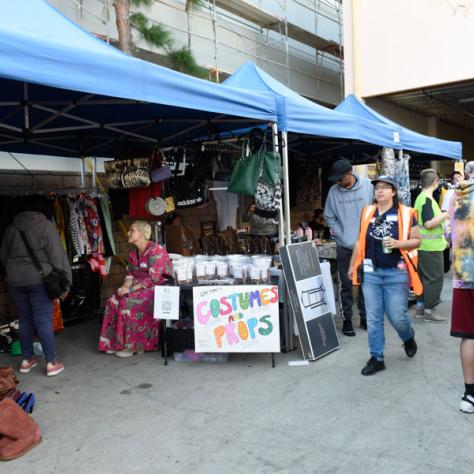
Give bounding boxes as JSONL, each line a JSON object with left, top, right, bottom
{"left": 394, "top": 153, "right": 411, "bottom": 206}
{"left": 209, "top": 180, "right": 239, "bottom": 230}
{"left": 97, "top": 196, "right": 115, "bottom": 257}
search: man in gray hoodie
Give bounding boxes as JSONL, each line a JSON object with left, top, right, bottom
{"left": 324, "top": 159, "right": 373, "bottom": 336}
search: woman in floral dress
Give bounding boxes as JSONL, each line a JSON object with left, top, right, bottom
{"left": 98, "top": 220, "right": 172, "bottom": 357}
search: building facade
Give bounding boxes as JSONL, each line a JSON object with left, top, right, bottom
{"left": 343, "top": 0, "right": 474, "bottom": 170}
{"left": 50, "top": 0, "right": 344, "bottom": 106}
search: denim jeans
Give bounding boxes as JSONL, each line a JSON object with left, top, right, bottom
{"left": 362, "top": 267, "right": 414, "bottom": 361}
{"left": 10, "top": 283, "right": 55, "bottom": 363}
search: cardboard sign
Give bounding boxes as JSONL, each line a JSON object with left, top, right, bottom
{"left": 193, "top": 285, "right": 280, "bottom": 353}
{"left": 154, "top": 286, "right": 180, "bottom": 320}
{"left": 280, "top": 241, "right": 339, "bottom": 361}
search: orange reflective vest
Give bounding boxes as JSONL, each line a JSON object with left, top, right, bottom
{"left": 352, "top": 204, "right": 423, "bottom": 296}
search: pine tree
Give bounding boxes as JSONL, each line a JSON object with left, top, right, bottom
{"left": 113, "top": 0, "right": 207, "bottom": 78}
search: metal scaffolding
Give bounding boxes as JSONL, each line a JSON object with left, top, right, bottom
{"left": 63, "top": 0, "right": 344, "bottom": 101}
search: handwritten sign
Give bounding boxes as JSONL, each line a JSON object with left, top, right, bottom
{"left": 193, "top": 285, "right": 280, "bottom": 353}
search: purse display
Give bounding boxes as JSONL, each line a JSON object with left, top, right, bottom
{"left": 228, "top": 132, "right": 281, "bottom": 196}
{"left": 104, "top": 156, "right": 151, "bottom": 189}
{"left": 170, "top": 151, "right": 208, "bottom": 209}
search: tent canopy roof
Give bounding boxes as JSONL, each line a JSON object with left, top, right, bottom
{"left": 335, "top": 94, "right": 462, "bottom": 160}
{"left": 223, "top": 62, "right": 402, "bottom": 150}
{"left": 0, "top": 0, "right": 277, "bottom": 158}
{"left": 224, "top": 63, "right": 462, "bottom": 160}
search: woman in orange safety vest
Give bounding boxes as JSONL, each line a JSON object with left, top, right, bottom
{"left": 348, "top": 175, "right": 422, "bottom": 376}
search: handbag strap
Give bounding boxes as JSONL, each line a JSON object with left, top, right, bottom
{"left": 18, "top": 230, "right": 45, "bottom": 276}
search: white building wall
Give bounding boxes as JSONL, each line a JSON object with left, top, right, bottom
{"left": 344, "top": 0, "right": 474, "bottom": 97}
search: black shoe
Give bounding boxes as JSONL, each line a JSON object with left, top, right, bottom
{"left": 403, "top": 330, "right": 417, "bottom": 358}
{"left": 361, "top": 357, "right": 385, "bottom": 376}
{"left": 360, "top": 318, "right": 367, "bottom": 330}
{"left": 342, "top": 320, "right": 355, "bottom": 336}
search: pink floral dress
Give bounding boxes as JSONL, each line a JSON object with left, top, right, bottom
{"left": 98, "top": 242, "right": 172, "bottom": 352}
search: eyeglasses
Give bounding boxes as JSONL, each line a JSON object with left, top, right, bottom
{"left": 374, "top": 185, "right": 393, "bottom": 191}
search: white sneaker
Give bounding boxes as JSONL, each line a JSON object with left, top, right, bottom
{"left": 423, "top": 308, "right": 447, "bottom": 323}
{"left": 115, "top": 350, "right": 135, "bottom": 358}
{"left": 460, "top": 393, "right": 474, "bottom": 414}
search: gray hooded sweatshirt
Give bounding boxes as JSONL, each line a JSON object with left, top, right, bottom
{"left": 0, "top": 211, "right": 72, "bottom": 289}
{"left": 324, "top": 174, "right": 374, "bottom": 249}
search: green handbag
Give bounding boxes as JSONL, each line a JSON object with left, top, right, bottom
{"left": 228, "top": 141, "right": 281, "bottom": 195}
{"left": 228, "top": 141, "right": 262, "bottom": 196}
{"left": 261, "top": 150, "right": 281, "bottom": 186}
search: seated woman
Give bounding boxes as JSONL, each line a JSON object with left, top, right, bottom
{"left": 98, "top": 220, "right": 172, "bottom": 357}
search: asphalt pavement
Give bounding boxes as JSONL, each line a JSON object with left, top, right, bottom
{"left": 1, "top": 275, "right": 472, "bottom": 474}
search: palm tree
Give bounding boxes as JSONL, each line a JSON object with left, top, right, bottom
{"left": 113, "top": 0, "right": 207, "bottom": 78}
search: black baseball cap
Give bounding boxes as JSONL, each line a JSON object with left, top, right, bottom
{"left": 371, "top": 175, "right": 398, "bottom": 188}
{"left": 328, "top": 159, "right": 353, "bottom": 181}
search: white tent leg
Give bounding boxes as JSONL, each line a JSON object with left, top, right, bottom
{"left": 271, "top": 122, "right": 285, "bottom": 246}
{"left": 281, "top": 131, "right": 291, "bottom": 246}
{"left": 80, "top": 157, "right": 86, "bottom": 189}
{"left": 92, "top": 156, "right": 97, "bottom": 189}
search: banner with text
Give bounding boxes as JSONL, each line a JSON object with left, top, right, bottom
{"left": 193, "top": 285, "right": 280, "bottom": 353}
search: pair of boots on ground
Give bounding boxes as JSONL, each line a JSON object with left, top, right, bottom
{"left": 0, "top": 398, "right": 41, "bottom": 461}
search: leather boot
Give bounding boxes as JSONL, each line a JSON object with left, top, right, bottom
{"left": 0, "top": 398, "right": 41, "bottom": 461}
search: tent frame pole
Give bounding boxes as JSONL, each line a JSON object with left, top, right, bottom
{"left": 80, "top": 157, "right": 86, "bottom": 190}
{"left": 92, "top": 157, "right": 97, "bottom": 190}
{"left": 281, "top": 131, "right": 291, "bottom": 245}
{"left": 273, "top": 122, "right": 293, "bottom": 353}
{"left": 271, "top": 122, "right": 285, "bottom": 246}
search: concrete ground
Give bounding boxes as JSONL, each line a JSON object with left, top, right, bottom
{"left": 1, "top": 276, "right": 473, "bottom": 474}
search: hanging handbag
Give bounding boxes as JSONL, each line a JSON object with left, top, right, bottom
{"left": 163, "top": 180, "right": 176, "bottom": 213}
{"left": 150, "top": 149, "right": 173, "bottom": 183}
{"left": 228, "top": 139, "right": 261, "bottom": 196}
{"left": 171, "top": 150, "right": 208, "bottom": 209}
{"left": 146, "top": 181, "right": 167, "bottom": 217}
{"left": 228, "top": 131, "right": 281, "bottom": 195}
{"left": 104, "top": 160, "right": 124, "bottom": 188}
{"left": 18, "top": 231, "right": 69, "bottom": 299}
{"left": 254, "top": 149, "right": 282, "bottom": 225}
{"left": 121, "top": 157, "right": 151, "bottom": 188}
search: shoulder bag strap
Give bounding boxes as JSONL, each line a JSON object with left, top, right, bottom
{"left": 18, "top": 230, "right": 44, "bottom": 276}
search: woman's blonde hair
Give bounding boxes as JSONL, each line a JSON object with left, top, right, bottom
{"left": 131, "top": 220, "right": 152, "bottom": 240}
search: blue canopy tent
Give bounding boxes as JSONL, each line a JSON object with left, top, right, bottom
{"left": 0, "top": 0, "right": 277, "bottom": 159}
{"left": 335, "top": 94, "right": 462, "bottom": 160}
{"left": 223, "top": 62, "right": 405, "bottom": 242}
{"left": 223, "top": 62, "right": 403, "bottom": 152}
{"left": 223, "top": 62, "right": 463, "bottom": 242}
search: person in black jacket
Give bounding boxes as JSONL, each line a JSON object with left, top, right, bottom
{"left": 0, "top": 197, "right": 72, "bottom": 377}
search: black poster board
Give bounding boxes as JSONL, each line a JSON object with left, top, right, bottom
{"left": 280, "top": 241, "right": 339, "bottom": 360}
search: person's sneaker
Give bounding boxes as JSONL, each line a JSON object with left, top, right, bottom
{"left": 415, "top": 307, "right": 425, "bottom": 318}
{"left": 361, "top": 357, "right": 385, "bottom": 376}
{"left": 403, "top": 330, "right": 417, "bottom": 358}
{"left": 19, "top": 358, "right": 38, "bottom": 374}
{"left": 342, "top": 320, "right": 355, "bottom": 336}
{"left": 115, "top": 350, "right": 135, "bottom": 358}
{"left": 46, "top": 361, "right": 64, "bottom": 377}
{"left": 360, "top": 318, "right": 367, "bottom": 330}
{"left": 423, "top": 308, "right": 447, "bottom": 324}
{"left": 459, "top": 393, "right": 474, "bottom": 414}
{"left": 105, "top": 350, "right": 116, "bottom": 355}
